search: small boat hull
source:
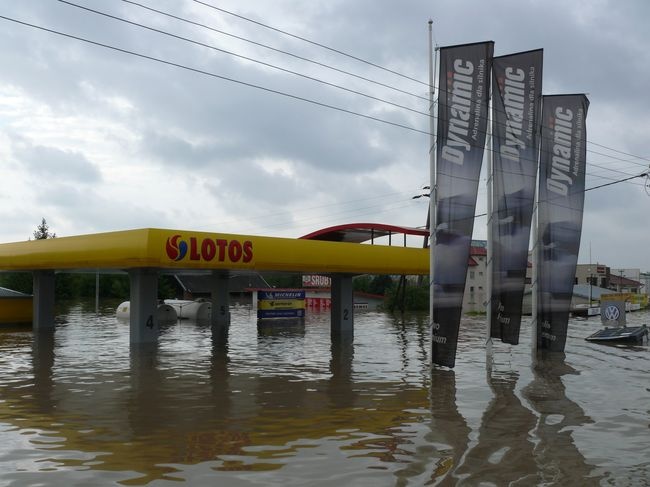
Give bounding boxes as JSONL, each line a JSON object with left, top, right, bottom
{"left": 585, "top": 325, "right": 648, "bottom": 344}
{"left": 572, "top": 305, "right": 600, "bottom": 317}
{"left": 116, "top": 301, "right": 178, "bottom": 324}
{"left": 164, "top": 299, "right": 211, "bottom": 321}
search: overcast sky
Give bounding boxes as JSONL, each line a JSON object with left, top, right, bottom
{"left": 1, "top": 0, "right": 649, "bottom": 270}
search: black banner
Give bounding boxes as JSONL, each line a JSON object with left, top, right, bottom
{"left": 432, "top": 41, "right": 493, "bottom": 367}
{"left": 490, "top": 49, "right": 543, "bottom": 344}
{"left": 536, "top": 94, "right": 589, "bottom": 351}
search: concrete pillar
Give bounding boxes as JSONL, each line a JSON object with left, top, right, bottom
{"left": 33, "top": 270, "right": 55, "bottom": 332}
{"left": 331, "top": 274, "right": 354, "bottom": 337}
{"left": 129, "top": 268, "right": 159, "bottom": 344}
{"left": 328, "top": 333, "right": 354, "bottom": 407}
{"left": 210, "top": 271, "right": 230, "bottom": 331}
{"left": 32, "top": 330, "right": 55, "bottom": 412}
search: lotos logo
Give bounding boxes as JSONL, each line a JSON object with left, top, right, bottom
{"left": 165, "top": 234, "right": 253, "bottom": 264}
{"left": 166, "top": 235, "right": 188, "bottom": 261}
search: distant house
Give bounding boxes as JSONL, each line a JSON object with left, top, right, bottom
{"left": 608, "top": 274, "right": 642, "bottom": 294}
{"left": 464, "top": 243, "right": 488, "bottom": 313}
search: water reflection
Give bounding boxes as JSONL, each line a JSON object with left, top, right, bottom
{"left": 1, "top": 309, "right": 648, "bottom": 485}
{"left": 425, "top": 350, "right": 604, "bottom": 485}
{"left": 522, "top": 352, "right": 602, "bottom": 485}
{"left": 454, "top": 364, "right": 537, "bottom": 484}
{"left": 32, "top": 331, "right": 56, "bottom": 414}
{"left": 328, "top": 334, "right": 354, "bottom": 408}
{"left": 427, "top": 369, "right": 470, "bottom": 484}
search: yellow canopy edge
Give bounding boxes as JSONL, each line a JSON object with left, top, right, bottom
{"left": 0, "top": 228, "right": 429, "bottom": 275}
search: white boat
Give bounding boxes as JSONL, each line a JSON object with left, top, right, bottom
{"left": 164, "top": 299, "right": 211, "bottom": 321}
{"left": 571, "top": 304, "right": 601, "bottom": 317}
{"left": 116, "top": 301, "right": 178, "bottom": 324}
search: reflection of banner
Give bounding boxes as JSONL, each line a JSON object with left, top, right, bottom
{"left": 536, "top": 94, "right": 589, "bottom": 351}
{"left": 432, "top": 41, "right": 493, "bottom": 368}
{"left": 490, "top": 49, "right": 543, "bottom": 345}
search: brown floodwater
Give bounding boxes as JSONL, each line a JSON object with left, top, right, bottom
{"left": 0, "top": 301, "right": 648, "bottom": 486}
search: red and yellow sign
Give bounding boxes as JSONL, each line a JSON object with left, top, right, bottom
{"left": 165, "top": 235, "right": 253, "bottom": 264}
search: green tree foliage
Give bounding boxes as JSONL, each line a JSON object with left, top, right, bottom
{"left": 0, "top": 218, "right": 57, "bottom": 293}
{"left": 0, "top": 272, "right": 32, "bottom": 294}
{"left": 264, "top": 273, "right": 302, "bottom": 288}
{"left": 353, "top": 275, "right": 372, "bottom": 292}
{"left": 385, "top": 283, "right": 430, "bottom": 312}
{"left": 353, "top": 275, "right": 395, "bottom": 295}
{"left": 368, "top": 275, "right": 394, "bottom": 295}
{"left": 158, "top": 275, "right": 181, "bottom": 300}
{"left": 33, "top": 218, "right": 56, "bottom": 240}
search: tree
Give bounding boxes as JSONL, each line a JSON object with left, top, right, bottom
{"left": 33, "top": 218, "right": 56, "bottom": 240}
{"left": 0, "top": 219, "right": 57, "bottom": 293}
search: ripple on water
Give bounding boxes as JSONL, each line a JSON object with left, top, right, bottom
{"left": 0, "top": 302, "right": 648, "bottom": 485}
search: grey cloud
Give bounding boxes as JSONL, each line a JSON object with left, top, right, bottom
{"left": 13, "top": 142, "right": 102, "bottom": 184}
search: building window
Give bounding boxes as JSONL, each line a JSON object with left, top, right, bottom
{"left": 479, "top": 271, "right": 483, "bottom": 277}
{"left": 470, "top": 286, "right": 474, "bottom": 292}
{"left": 470, "top": 271, "right": 475, "bottom": 279}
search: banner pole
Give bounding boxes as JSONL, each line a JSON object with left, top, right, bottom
{"left": 485, "top": 99, "right": 494, "bottom": 358}
{"left": 531, "top": 151, "right": 540, "bottom": 359}
{"left": 428, "top": 19, "right": 437, "bottom": 363}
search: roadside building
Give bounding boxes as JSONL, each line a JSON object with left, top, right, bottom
{"left": 641, "top": 272, "right": 650, "bottom": 295}
{"left": 575, "top": 264, "right": 610, "bottom": 289}
{"left": 464, "top": 242, "right": 487, "bottom": 313}
{"left": 608, "top": 274, "right": 642, "bottom": 294}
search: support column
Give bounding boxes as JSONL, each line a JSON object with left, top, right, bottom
{"left": 129, "top": 268, "right": 159, "bottom": 344}
{"left": 331, "top": 274, "right": 354, "bottom": 337}
{"left": 33, "top": 270, "right": 55, "bottom": 332}
{"left": 210, "top": 271, "right": 230, "bottom": 332}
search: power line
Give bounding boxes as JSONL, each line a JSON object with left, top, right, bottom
{"left": 430, "top": 170, "right": 648, "bottom": 225}
{"left": 58, "top": 2, "right": 650, "bottom": 175}
{"left": 0, "top": 14, "right": 432, "bottom": 137}
{"left": 191, "top": 0, "right": 429, "bottom": 87}
{"left": 584, "top": 171, "right": 648, "bottom": 192}
{"left": 146, "top": 0, "right": 650, "bottom": 165}
{"left": 120, "top": 0, "right": 429, "bottom": 102}
{"left": 4, "top": 12, "right": 647, "bottom": 184}
{"left": 194, "top": 190, "right": 416, "bottom": 230}
{"left": 59, "top": 1, "right": 431, "bottom": 118}
{"left": 238, "top": 200, "right": 418, "bottom": 235}
{"left": 583, "top": 138, "right": 650, "bottom": 165}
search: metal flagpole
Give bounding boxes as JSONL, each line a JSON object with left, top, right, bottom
{"left": 428, "top": 20, "right": 437, "bottom": 357}
{"left": 531, "top": 145, "right": 541, "bottom": 359}
{"left": 485, "top": 98, "right": 494, "bottom": 359}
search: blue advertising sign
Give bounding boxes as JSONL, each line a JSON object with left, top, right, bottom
{"left": 258, "top": 290, "right": 305, "bottom": 300}
{"left": 257, "top": 309, "right": 305, "bottom": 319}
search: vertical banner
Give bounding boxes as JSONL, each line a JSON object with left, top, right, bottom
{"left": 490, "top": 49, "right": 543, "bottom": 344}
{"left": 432, "top": 41, "right": 493, "bottom": 367}
{"left": 536, "top": 94, "right": 589, "bottom": 351}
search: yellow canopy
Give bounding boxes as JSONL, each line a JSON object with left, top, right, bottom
{"left": 0, "top": 228, "right": 429, "bottom": 275}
